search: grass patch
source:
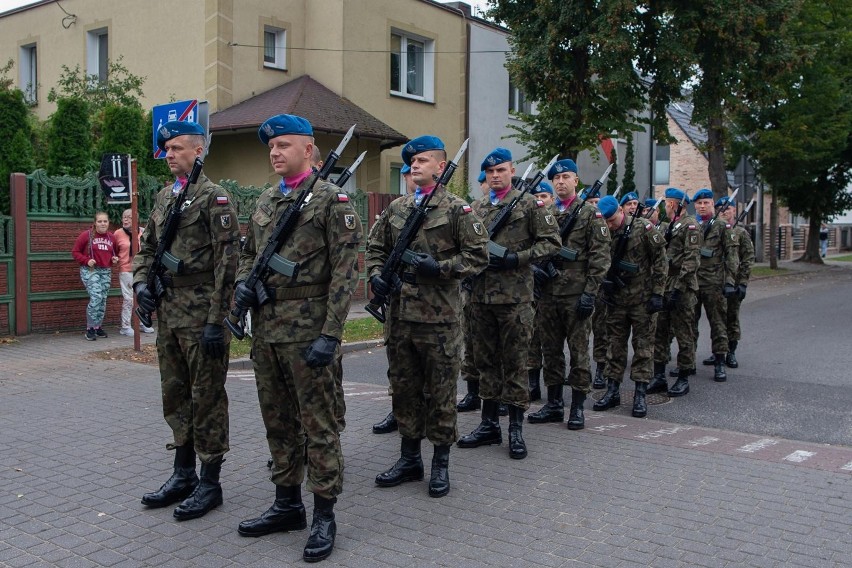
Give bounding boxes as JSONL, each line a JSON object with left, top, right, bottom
{"left": 228, "top": 316, "right": 383, "bottom": 358}
{"left": 829, "top": 254, "right": 852, "bottom": 262}
{"left": 751, "top": 266, "right": 790, "bottom": 278}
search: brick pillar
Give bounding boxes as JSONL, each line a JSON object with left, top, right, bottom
{"left": 10, "top": 173, "right": 28, "bottom": 335}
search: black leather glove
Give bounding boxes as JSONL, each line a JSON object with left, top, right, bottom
{"left": 737, "top": 284, "right": 747, "bottom": 301}
{"left": 646, "top": 293, "right": 665, "bottom": 314}
{"left": 531, "top": 264, "right": 550, "bottom": 288}
{"left": 200, "top": 323, "right": 226, "bottom": 359}
{"left": 370, "top": 275, "right": 391, "bottom": 298}
{"left": 134, "top": 282, "right": 157, "bottom": 313}
{"left": 576, "top": 292, "right": 595, "bottom": 320}
{"left": 487, "top": 252, "right": 519, "bottom": 271}
{"left": 302, "top": 334, "right": 339, "bottom": 368}
{"left": 722, "top": 283, "right": 737, "bottom": 299}
{"left": 233, "top": 281, "right": 258, "bottom": 311}
{"left": 410, "top": 252, "right": 441, "bottom": 278}
{"left": 665, "top": 288, "right": 682, "bottom": 310}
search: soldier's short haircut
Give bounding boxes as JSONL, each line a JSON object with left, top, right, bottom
{"left": 311, "top": 144, "right": 322, "bottom": 166}
{"left": 185, "top": 134, "right": 207, "bottom": 151}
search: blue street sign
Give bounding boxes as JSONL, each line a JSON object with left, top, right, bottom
{"left": 151, "top": 100, "right": 209, "bottom": 158}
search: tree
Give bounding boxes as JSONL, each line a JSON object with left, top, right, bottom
{"left": 47, "top": 57, "right": 145, "bottom": 115}
{"left": 735, "top": 0, "right": 852, "bottom": 263}
{"left": 0, "top": 86, "right": 35, "bottom": 215}
{"left": 97, "top": 104, "right": 146, "bottom": 158}
{"left": 489, "top": 0, "right": 673, "bottom": 163}
{"left": 47, "top": 97, "right": 93, "bottom": 177}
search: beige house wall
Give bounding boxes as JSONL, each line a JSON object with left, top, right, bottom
{"left": 655, "top": 115, "right": 713, "bottom": 194}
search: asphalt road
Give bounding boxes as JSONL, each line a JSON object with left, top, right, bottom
{"left": 341, "top": 262, "right": 852, "bottom": 447}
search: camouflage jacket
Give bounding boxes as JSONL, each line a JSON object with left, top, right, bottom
{"left": 732, "top": 225, "right": 754, "bottom": 286}
{"left": 133, "top": 174, "right": 239, "bottom": 328}
{"left": 236, "top": 176, "right": 362, "bottom": 343}
{"left": 468, "top": 189, "right": 561, "bottom": 304}
{"left": 697, "top": 217, "right": 739, "bottom": 288}
{"left": 366, "top": 187, "right": 488, "bottom": 324}
{"left": 542, "top": 199, "right": 611, "bottom": 297}
{"left": 607, "top": 217, "right": 668, "bottom": 305}
{"left": 663, "top": 213, "right": 701, "bottom": 293}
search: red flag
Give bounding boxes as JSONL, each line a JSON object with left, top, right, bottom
{"left": 598, "top": 134, "right": 615, "bottom": 163}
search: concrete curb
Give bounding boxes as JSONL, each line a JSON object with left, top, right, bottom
{"left": 228, "top": 338, "right": 385, "bottom": 370}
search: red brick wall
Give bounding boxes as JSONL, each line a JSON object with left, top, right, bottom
{"left": 30, "top": 220, "right": 110, "bottom": 253}
{"left": 30, "top": 296, "right": 125, "bottom": 332}
{"left": 0, "top": 264, "right": 7, "bottom": 295}
{"left": 30, "top": 260, "right": 121, "bottom": 293}
{"left": 0, "top": 303, "right": 8, "bottom": 333}
{"left": 656, "top": 115, "right": 713, "bottom": 194}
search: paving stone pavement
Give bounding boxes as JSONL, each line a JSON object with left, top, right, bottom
{"left": 3, "top": 271, "right": 852, "bottom": 568}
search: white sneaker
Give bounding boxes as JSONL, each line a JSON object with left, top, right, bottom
{"left": 141, "top": 325, "right": 155, "bottom": 333}
{"left": 119, "top": 327, "right": 134, "bottom": 337}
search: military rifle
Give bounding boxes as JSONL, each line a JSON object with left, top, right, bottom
{"left": 136, "top": 156, "right": 204, "bottom": 329}
{"left": 601, "top": 201, "right": 645, "bottom": 302}
{"left": 224, "top": 124, "right": 356, "bottom": 340}
{"left": 664, "top": 192, "right": 688, "bottom": 244}
{"left": 732, "top": 197, "right": 755, "bottom": 228}
{"left": 555, "top": 163, "right": 613, "bottom": 261}
{"left": 365, "top": 139, "right": 469, "bottom": 323}
{"left": 702, "top": 187, "right": 739, "bottom": 240}
{"left": 335, "top": 150, "right": 366, "bottom": 188}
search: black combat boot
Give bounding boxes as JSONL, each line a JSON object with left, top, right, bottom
{"left": 726, "top": 340, "right": 739, "bottom": 368}
{"left": 238, "top": 485, "right": 307, "bottom": 536}
{"left": 372, "top": 411, "right": 398, "bottom": 434}
{"left": 647, "top": 362, "right": 668, "bottom": 394}
{"left": 457, "top": 400, "right": 502, "bottom": 447}
{"left": 667, "top": 368, "right": 690, "bottom": 397}
{"left": 670, "top": 367, "right": 696, "bottom": 378}
{"left": 375, "top": 437, "right": 424, "bottom": 487}
{"left": 566, "top": 389, "right": 586, "bottom": 430}
{"left": 173, "top": 457, "right": 223, "bottom": 521}
{"left": 526, "top": 384, "right": 564, "bottom": 423}
{"left": 702, "top": 354, "right": 716, "bottom": 365}
{"left": 507, "top": 405, "right": 527, "bottom": 459}
{"left": 528, "top": 368, "right": 542, "bottom": 402}
{"left": 593, "top": 379, "right": 621, "bottom": 411}
{"left": 632, "top": 382, "right": 648, "bottom": 418}
{"left": 456, "top": 380, "right": 481, "bottom": 412}
{"left": 141, "top": 444, "right": 198, "bottom": 508}
{"left": 428, "top": 445, "right": 451, "bottom": 497}
{"left": 592, "top": 363, "right": 606, "bottom": 389}
{"left": 713, "top": 354, "right": 727, "bottom": 382}
{"left": 303, "top": 494, "right": 336, "bottom": 563}
{"left": 498, "top": 403, "right": 509, "bottom": 417}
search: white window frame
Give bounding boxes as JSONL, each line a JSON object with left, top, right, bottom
{"left": 654, "top": 144, "right": 670, "bottom": 185}
{"left": 19, "top": 43, "right": 37, "bottom": 104}
{"left": 390, "top": 29, "right": 434, "bottom": 103}
{"left": 508, "top": 80, "right": 532, "bottom": 114}
{"left": 86, "top": 27, "right": 109, "bottom": 84}
{"left": 263, "top": 26, "right": 287, "bottom": 70}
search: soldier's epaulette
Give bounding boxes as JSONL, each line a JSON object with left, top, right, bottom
{"left": 337, "top": 193, "right": 349, "bottom": 202}
{"left": 461, "top": 204, "right": 472, "bottom": 214}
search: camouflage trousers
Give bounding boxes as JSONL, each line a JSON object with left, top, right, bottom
{"left": 526, "top": 301, "right": 543, "bottom": 371}
{"left": 79, "top": 266, "right": 111, "bottom": 328}
{"left": 654, "top": 288, "right": 698, "bottom": 370}
{"left": 726, "top": 295, "right": 743, "bottom": 342}
{"left": 538, "top": 294, "right": 593, "bottom": 393}
{"left": 605, "top": 303, "right": 656, "bottom": 383}
{"left": 386, "top": 320, "right": 460, "bottom": 445}
{"left": 592, "top": 298, "right": 609, "bottom": 365}
{"left": 694, "top": 286, "right": 729, "bottom": 354}
{"left": 252, "top": 339, "right": 343, "bottom": 499}
{"left": 332, "top": 352, "right": 345, "bottom": 431}
{"left": 460, "top": 300, "right": 479, "bottom": 382}
{"left": 156, "top": 324, "right": 230, "bottom": 464}
{"left": 470, "top": 302, "right": 533, "bottom": 410}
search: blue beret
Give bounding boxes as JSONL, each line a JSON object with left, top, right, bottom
{"left": 645, "top": 198, "right": 659, "bottom": 208}
{"left": 547, "top": 159, "right": 578, "bottom": 180}
{"left": 258, "top": 114, "right": 313, "bottom": 145}
{"left": 692, "top": 188, "right": 714, "bottom": 202}
{"left": 400, "top": 164, "right": 411, "bottom": 175}
{"left": 535, "top": 181, "right": 553, "bottom": 195}
{"left": 480, "top": 147, "right": 512, "bottom": 171}
{"left": 598, "top": 195, "right": 619, "bottom": 219}
{"left": 664, "top": 187, "right": 688, "bottom": 203}
{"left": 716, "top": 196, "right": 734, "bottom": 208}
{"left": 619, "top": 191, "right": 639, "bottom": 206}
{"left": 156, "top": 120, "right": 205, "bottom": 151}
{"left": 477, "top": 171, "right": 486, "bottom": 184}
{"left": 402, "top": 135, "right": 445, "bottom": 166}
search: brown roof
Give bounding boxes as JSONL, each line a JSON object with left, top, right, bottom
{"left": 210, "top": 75, "right": 408, "bottom": 150}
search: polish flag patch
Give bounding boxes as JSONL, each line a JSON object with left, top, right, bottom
{"left": 688, "top": 224, "right": 697, "bottom": 230}
{"left": 216, "top": 196, "right": 229, "bottom": 205}
{"left": 536, "top": 200, "right": 545, "bottom": 207}
{"left": 461, "top": 205, "right": 472, "bottom": 214}
{"left": 595, "top": 212, "right": 602, "bottom": 218}
{"left": 337, "top": 193, "right": 349, "bottom": 202}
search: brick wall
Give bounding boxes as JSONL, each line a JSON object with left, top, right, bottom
{"left": 663, "top": 115, "right": 713, "bottom": 192}
{"left": 0, "top": 265, "right": 7, "bottom": 295}
{"left": 31, "top": 220, "right": 94, "bottom": 253}
{"left": 0, "top": 303, "right": 7, "bottom": 332}
{"left": 30, "top": 296, "right": 125, "bottom": 332}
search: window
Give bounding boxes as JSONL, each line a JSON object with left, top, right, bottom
{"left": 19, "top": 43, "right": 37, "bottom": 104}
{"left": 263, "top": 26, "right": 286, "bottom": 70}
{"left": 508, "top": 80, "right": 532, "bottom": 114}
{"left": 654, "top": 144, "right": 670, "bottom": 185}
{"left": 391, "top": 165, "right": 408, "bottom": 195}
{"left": 390, "top": 30, "right": 434, "bottom": 102}
{"left": 86, "top": 28, "right": 109, "bottom": 84}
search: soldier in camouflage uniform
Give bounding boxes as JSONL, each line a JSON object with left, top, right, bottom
{"left": 619, "top": 191, "right": 640, "bottom": 216}
{"left": 368, "top": 135, "right": 488, "bottom": 497}
{"left": 592, "top": 197, "right": 667, "bottom": 417}
{"left": 527, "top": 181, "right": 556, "bottom": 401}
{"left": 527, "top": 159, "right": 610, "bottom": 431}
{"left": 233, "top": 115, "right": 361, "bottom": 563}
{"left": 583, "top": 188, "right": 609, "bottom": 389}
{"left": 649, "top": 188, "right": 702, "bottom": 397}
{"left": 134, "top": 121, "right": 239, "bottom": 521}
{"left": 717, "top": 197, "right": 754, "bottom": 368}
{"left": 692, "top": 188, "right": 740, "bottom": 383}
{"left": 457, "top": 148, "right": 560, "bottom": 460}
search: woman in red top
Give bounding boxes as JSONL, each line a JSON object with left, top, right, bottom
{"left": 71, "top": 211, "right": 118, "bottom": 340}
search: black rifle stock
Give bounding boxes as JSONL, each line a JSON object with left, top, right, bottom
{"left": 136, "top": 157, "right": 203, "bottom": 328}
{"left": 365, "top": 140, "right": 468, "bottom": 323}
{"left": 602, "top": 204, "right": 644, "bottom": 301}
{"left": 555, "top": 163, "right": 613, "bottom": 261}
